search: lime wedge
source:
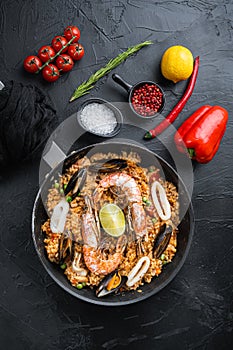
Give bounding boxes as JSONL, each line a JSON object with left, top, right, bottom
{"left": 99, "top": 203, "right": 125, "bottom": 237}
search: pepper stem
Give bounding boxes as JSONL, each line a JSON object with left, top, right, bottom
{"left": 188, "top": 148, "right": 195, "bottom": 158}
{"left": 144, "top": 131, "right": 153, "bottom": 139}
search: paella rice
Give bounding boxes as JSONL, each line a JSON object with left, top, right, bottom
{"left": 41, "top": 151, "right": 179, "bottom": 296}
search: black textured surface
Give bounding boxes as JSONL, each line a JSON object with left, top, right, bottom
{"left": 0, "top": 1, "right": 232, "bottom": 349}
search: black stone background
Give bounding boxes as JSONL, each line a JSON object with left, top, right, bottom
{"left": 0, "top": 1, "right": 232, "bottom": 349}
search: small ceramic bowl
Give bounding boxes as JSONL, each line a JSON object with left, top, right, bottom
{"left": 77, "top": 98, "right": 123, "bottom": 138}
{"left": 112, "top": 73, "right": 165, "bottom": 119}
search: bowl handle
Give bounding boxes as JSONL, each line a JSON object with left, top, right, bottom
{"left": 112, "top": 73, "right": 132, "bottom": 93}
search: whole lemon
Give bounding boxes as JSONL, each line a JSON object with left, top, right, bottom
{"left": 161, "top": 45, "right": 194, "bottom": 83}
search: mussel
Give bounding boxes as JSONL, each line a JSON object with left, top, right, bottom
{"left": 96, "top": 270, "right": 127, "bottom": 297}
{"left": 64, "top": 168, "right": 87, "bottom": 200}
{"left": 153, "top": 224, "right": 172, "bottom": 259}
{"left": 59, "top": 231, "right": 74, "bottom": 263}
{"left": 89, "top": 158, "right": 128, "bottom": 173}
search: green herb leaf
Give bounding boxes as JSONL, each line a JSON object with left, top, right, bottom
{"left": 70, "top": 41, "right": 153, "bottom": 102}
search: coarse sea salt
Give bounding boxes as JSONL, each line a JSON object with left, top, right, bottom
{"left": 80, "top": 103, "right": 117, "bottom": 135}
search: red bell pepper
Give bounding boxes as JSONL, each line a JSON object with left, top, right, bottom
{"left": 174, "top": 105, "right": 228, "bottom": 163}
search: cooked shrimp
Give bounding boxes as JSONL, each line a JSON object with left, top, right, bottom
{"left": 94, "top": 172, "right": 147, "bottom": 253}
{"left": 94, "top": 173, "right": 142, "bottom": 203}
{"left": 82, "top": 196, "right": 126, "bottom": 275}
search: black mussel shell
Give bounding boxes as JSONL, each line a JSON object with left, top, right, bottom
{"left": 153, "top": 224, "right": 173, "bottom": 259}
{"left": 96, "top": 271, "right": 127, "bottom": 297}
{"left": 64, "top": 168, "right": 87, "bottom": 199}
{"left": 89, "top": 158, "right": 128, "bottom": 173}
{"left": 59, "top": 233, "right": 74, "bottom": 263}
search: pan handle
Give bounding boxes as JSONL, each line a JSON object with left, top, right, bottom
{"left": 41, "top": 112, "right": 84, "bottom": 175}
{"left": 112, "top": 74, "right": 132, "bottom": 93}
{"left": 0, "top": 81, "right": 5, "bottom": 90}
{"left": 43, "top": 141, "right": 66, "bottom": 170}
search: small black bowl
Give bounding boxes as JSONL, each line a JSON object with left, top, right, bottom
{"left": 77, "top": 98, "right": 123, "bottom": 137}
{"left": 112, "top": 73, "right": 165, "bottom": 119}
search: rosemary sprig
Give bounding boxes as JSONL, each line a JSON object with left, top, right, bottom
{"left": 70, "top": 40, "right": 153, "bottom": 102}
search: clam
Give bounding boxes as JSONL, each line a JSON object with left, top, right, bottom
{"left": 89, "top": 158, "right": 128, "bottom": 173}
{"left": 153, "top": 224, "right": 172, "bottom": 259}
{"left": 64, "top": 168, "right": 87, "bottom": 200}
{"left": 96, "top": 271, "right": 127, "bottom": 297}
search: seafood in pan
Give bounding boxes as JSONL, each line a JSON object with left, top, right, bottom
{"left": 42, "top": 152, "right": 179, "bottom": 297}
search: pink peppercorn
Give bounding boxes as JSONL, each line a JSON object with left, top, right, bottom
{"left": 131, "top": 83, "right": 163, "bottom": 117}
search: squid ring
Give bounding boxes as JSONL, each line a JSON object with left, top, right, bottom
{"left": 151, "top": 181, "right": 171, "bottom": 221}
{"left": 126, "top": 256, "right": 150, "bottom": 287}
{"left": 50, "top": 199, "right": 69, "bottom": 233}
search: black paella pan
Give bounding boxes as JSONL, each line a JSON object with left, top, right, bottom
{"left": 32, "top": 141, "right": 194, "bottom": 306}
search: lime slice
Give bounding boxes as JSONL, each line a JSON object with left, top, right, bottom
{"left": 99, "top": 203, "right": 125, "bottom": 237}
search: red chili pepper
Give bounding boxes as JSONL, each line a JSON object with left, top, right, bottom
{"left": 144, "top": 56, "right": 200, "bottom": 139}
{"left": 174, "top": 105, "right": 228, "bottom": 163}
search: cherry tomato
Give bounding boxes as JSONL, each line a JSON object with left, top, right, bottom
{"left": 68, "top": 43, "right": 84, "bottom": 61}
{"left": 38, "top": 45, "right": 56, "bottom": 62}
{"left": 23, "top": 55, "right": 42, "bottom": 73}
{"left": 64, "top": 25, "right": 80, "bottom": 43}
{"left": 42, "top": 64, "right": 60, "bottom": 82}
{"left": 56, "top": 54, "right": 74, "bottom": 72}
{"left": 51, "top": 36, "right": 68, "bottom": 53}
